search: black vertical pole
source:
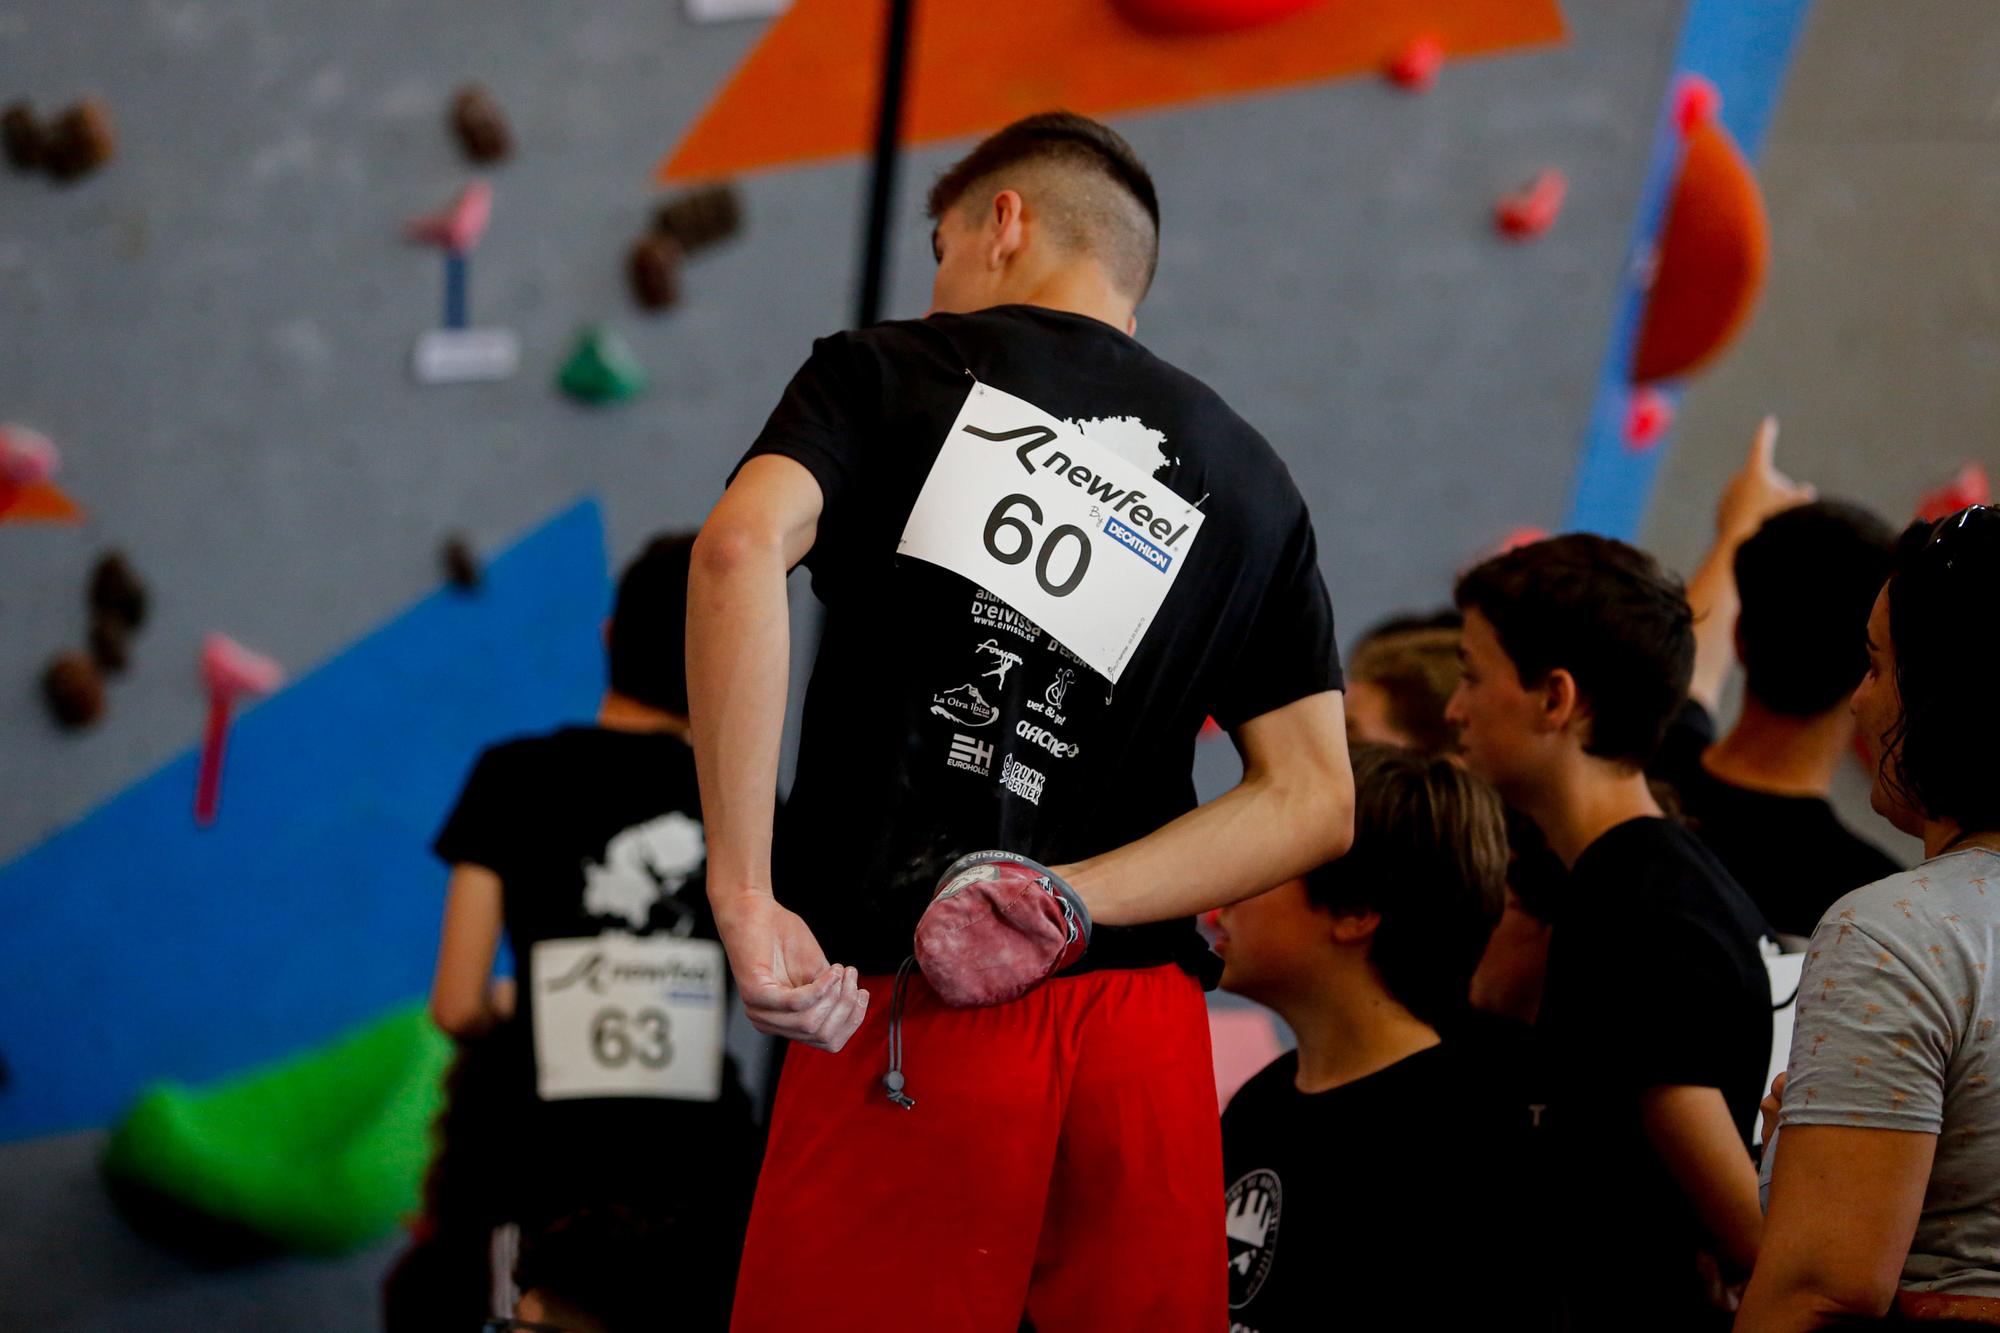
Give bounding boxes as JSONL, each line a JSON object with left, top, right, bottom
{"left": 856, "top": 0, "right": 916, "bottom": 328}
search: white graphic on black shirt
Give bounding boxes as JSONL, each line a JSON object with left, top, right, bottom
{"left": 975, "top": 638, "right": 1024, "bottom": 687}
{"left": 582, "top": 811, "right": 706, "bottom": 931}
{"left": 1068, "top": 414, "right": 1175, "bottom": 478}
{"left": 970, "top": 588, "right": 1043, "bottom": 645}
{"left": 999, "top": 755, "right": 1045, "bottom": 805}
{"left": 1015, "top": 720, "right": 1081, "bottom": 760}
{"left": 947, "top": 733, "right": 994, "bottom": 776}
{"left": 1225, "top": 1168, "right": 1282, "bottom": 1311}
{"left": 931, "top": 682, "right": 999, "bottom": 728}
{"left": 1045, "top": 668, "right": 1074, "bottom": 709}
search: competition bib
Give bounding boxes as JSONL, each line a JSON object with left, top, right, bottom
{"left": 529, "top": 933, "right": 726, "bottom": 1102}
{"left": 899, "top": 380, "right": 1205, "bottom": 684}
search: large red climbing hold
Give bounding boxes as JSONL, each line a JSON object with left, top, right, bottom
{"left": 1110, "top": 0, "right": 1324, "bottom": 36}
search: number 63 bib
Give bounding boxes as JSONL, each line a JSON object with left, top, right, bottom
{"left": 898, "top": 380, "right": 1206, "bottom": 684}
{"left": 529, "top": 933, "right": 727, "bottom": 1102}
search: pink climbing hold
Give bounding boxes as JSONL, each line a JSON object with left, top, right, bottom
{"left": 1386, "top": 35, "right": 1445, "bottom": 91}
{"left": 405, "top": 179, "right": 493, "bottom": 253}
{"left": 1672, "top": 73, "right": 1723, "bottom": 137}
{"left": 0, "top": 423, "right": 59, "bottom": 487}
{"left": 194, "top": 633, "right": 285, "bottom": 828}
{"left": 1916, "top": 462, "right": 1991, "bottom": 523}
{"left": 1495, "top": 168, "right": 1566, "bottom": 240}
{"left": 1625, "top": 386, "right": 1674, "bottom": 451}
{"left": 1498, "top": 526, "right": 1549, "bottom": 554}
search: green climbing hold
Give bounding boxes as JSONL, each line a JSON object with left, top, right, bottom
{"left": 557, "top": 325, "right": 648, "bottom": 404}
{"left": 101, "top": 1003, "right": 452, "bottom": 1254}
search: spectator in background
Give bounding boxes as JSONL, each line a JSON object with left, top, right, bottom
{"left": 1213, "top": 744, "right": 1553, "bottom": 1329}
{"left": 1658, "top": 419, "right": 1902, "bottom": 938}
{"left": 1448, "top": 534, "right": 1773, "bottom": 1330}
{"left": 1344, "top": 625, "right": 1461, "bottom": 751}
{"left": 389, "top": 535, "right": 759, "bottom": 1331}
{"left": 1739, "top": 508, "right": 2000, "bottom": 1330}
{"left": 1343, "top": 613, "right": 1563, "bottom": 1026}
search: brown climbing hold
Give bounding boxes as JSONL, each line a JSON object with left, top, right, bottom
{"left": 451, "top": 85, "right": 512, "bottom": 164}
{"left": 441, "top": 534, "right": 482, "bottom": 590}
{"left": 43, "top": 652, "right": 106, "bottom": 729}
{"left": 90, "top": 551, "right": 149, "bottom": 631}
{"left": 653, "top": 183, "right": 742, "bottom": 255}
{"left": 44, "top": 98, "right": 116, "bottom": 181}
{"left": 2, "top": 102, "right": 45, "bottom": 171}
{"left": 628, "top": 233, "right": 683, "bottom": 311}
{"left": 90, "top": 610, "right": 132, "bottom": 673}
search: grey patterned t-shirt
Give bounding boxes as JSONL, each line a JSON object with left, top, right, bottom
{"left": 1775, "top": 846, "right": 2000, "bottom": 1296}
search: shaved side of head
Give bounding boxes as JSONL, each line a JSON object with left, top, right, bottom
{"left": 928, "top": 111, "right": 1161, "bottom": 301}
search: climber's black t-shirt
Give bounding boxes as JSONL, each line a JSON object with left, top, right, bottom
{"left": 432, "top": 726, "right": 757, "bottom": 1224}
{"left": 738, "top": 305, "right": 1342, "bottom": 976}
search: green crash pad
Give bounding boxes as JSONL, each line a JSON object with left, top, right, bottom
{"left": 103, "top": 1003, "right": 453, "bottom": 1254}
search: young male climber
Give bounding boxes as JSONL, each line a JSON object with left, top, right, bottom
{"left": 397, "top": 536, "right": 757, "bottom": 1331}
{"left": 1446, "top": 534, "right": 1774, "bottom": 1330}
{"left": 687, "top": 111, "right": 1354, "bottom": 1331}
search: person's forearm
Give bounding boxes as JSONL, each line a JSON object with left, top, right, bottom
{"left": 1060, "top": 767, "right": 1352, "bottom": 926}
{"left": 688, "top": 523, "right": 792, "bottom": 914}
{"left": 1685, "top": 535, "right": 1745, "bottom": 714}
{"left": 1736, "top": 1275, "right": 1883, "bottom": 1331}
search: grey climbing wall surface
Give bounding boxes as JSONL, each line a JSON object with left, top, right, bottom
{"left": 0, "top": 0, "right": 1703, "bottom": 1323}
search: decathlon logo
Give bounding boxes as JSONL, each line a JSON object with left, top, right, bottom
{"left": 946, "top": 733, "right": 994, "bottom": 777}
{"left": 1015, "top": 720, "right": 1081, "bottom": 760}
{"left": 1103, "top": 516, "right": 1172, "bottom": 573}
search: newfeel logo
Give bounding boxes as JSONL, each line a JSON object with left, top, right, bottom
{"left": 1103, "top": 516, "right": 1172, "bottom": 572}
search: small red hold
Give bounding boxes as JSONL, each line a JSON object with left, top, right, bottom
{"left": 1198, "top": 715, "right": 1223, "bottom": 740}
{"left": 1386, "top": 35, "right": 1445, "bottom": 91}
{"left": 1498, "top": 526, "right": 1549, "bottom": 554}
{"left": 1625, "top": 386, "right": 1674, "bottom": 451}
{"left": 1495, "top": 168, "right": 1566, "bottom": 240}
{"left": 1672, "top": 73, "right": 1723, "bottom": 138}
{"left": 405, "top": 180, "right": 493, "bottom": 254}
{"left": 1916, "top": 462, "right": 1990, "bottom": 523}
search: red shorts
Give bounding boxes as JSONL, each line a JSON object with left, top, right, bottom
{"left": 730, "top": 963, "right": 1225, "bottom": 1332}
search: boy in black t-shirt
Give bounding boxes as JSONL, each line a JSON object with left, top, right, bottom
{"left": 1215, "top": 745, "right": 1554, "bottom": 1331}
{"left": 689, "top": 113, "right": 1353, "bottom": 1331}
{"left": 1657, "top": 419, "right": 1901, "bottom": 937}
{"left": 396, "top": 535, "right": 757, "bottom": 1331}
{"left": 1445, "top": 534, "right": 1774, "bottom": 1331}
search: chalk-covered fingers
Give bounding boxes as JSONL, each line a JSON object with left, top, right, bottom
{"left": 743, "top": 963, "right": 870, "bottom": 1052}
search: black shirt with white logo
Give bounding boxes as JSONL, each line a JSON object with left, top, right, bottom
{"left": 739, "top": 305, "right": 1342, "bottom": 976}
{"left": 1219, "top": 1041, "right": 1554, "bottom": 1331}
{"left": 432, "top": 726, "right": 755, "bottom": 1220}
{"left": 1652, "top": 699, "right": 1904, "bottom": 938}
{"left": 1534, "top": 816, "right": 1773, "bottom": 1329}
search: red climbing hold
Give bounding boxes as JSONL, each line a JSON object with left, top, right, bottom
{"left": 1672, "top": 73, "right": 1723, "bottom": 137}
{"left": 1495, "top": 168, "right": 1566, "bottom": 240}
{"left": 1111, "top": 0, "right": 1323, "bottom": 35}
{"left": 1625, "top": 387, "right": 1674, "bottom": 451}
{"left": 1498, "top": 526, "right": 1549, "bottom": 555}
{"left": 1916, "top": 463, "right": 1991, "bottom": 523}
{"left": 1387, "top": 35, "right": 1445, "bottom": 91}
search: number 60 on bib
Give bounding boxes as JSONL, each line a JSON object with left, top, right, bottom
{"left": 899, "top": 380, "right": 1205, "bottom": 685}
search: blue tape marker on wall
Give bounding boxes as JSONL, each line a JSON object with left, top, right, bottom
{"left": 0, "top": 498, "right": 608, "bottom": 1143}
{"left": 1562, "top": 0, "right": 1814, "bottom": 539}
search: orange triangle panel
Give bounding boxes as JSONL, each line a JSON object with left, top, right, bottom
{"left": 0, "top": 481, "right": 84, "bottom": 524}
{"left": 660, "top": 0, "right": 1565, "bottom": 183}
